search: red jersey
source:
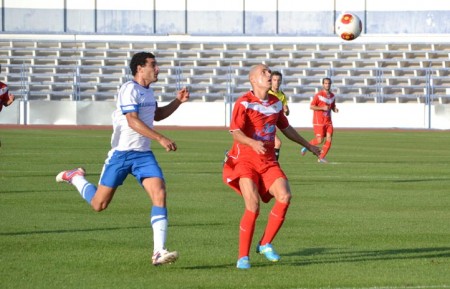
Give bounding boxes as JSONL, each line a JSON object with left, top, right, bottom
{"left": 0, "top": 81, "right": 9, "bottom": 112}
{"left": 228, "top": 91, "right": 289, "bottom": 162}
{"left": 311, "top": 90, "right": 336, "bottom": 125}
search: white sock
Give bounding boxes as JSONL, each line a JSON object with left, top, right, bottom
{"left": 71, "top": 176, "right": 96, "bottom": 202}
{"left": 151, "top": 206, "right": 168, "bottom": 252}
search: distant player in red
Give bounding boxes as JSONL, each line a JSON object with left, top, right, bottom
{"left": 222, "top": 64, "right": 320, "bottom": 269}
{"left": 301, "top": 77, "right": 339, "bottom": 163}
{"left": 0, "top": 81, "right": 15, "bottom": 112}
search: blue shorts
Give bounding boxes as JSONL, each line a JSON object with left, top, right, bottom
{"left": 99, "top": 150, "right": 164, "bottom": 188}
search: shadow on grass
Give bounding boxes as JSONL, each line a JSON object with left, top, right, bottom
{"left": 0, "top": 225, "right": 148, "bottom": 236}
{"left": 0, "top": 222, "right": 226, "bottom": 237}
{"left": 289, "top": 177, "right": 450, "bottom": 186}
{"left": 285, "top": 246, "right": 450, "bottom": 266}
{"left": 0, "top": 189, "right": 59, "bottom": 194}
{"left": 122, "top": 247, "right": 450, "bottom": 271}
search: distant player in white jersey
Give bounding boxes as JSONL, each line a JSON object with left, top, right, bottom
{"left": 56, "top": 51, "right": 190, "bottom": 266}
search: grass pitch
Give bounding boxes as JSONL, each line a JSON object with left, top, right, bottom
{"left": 1, "top": 127, "right": 449, "bottom": 289}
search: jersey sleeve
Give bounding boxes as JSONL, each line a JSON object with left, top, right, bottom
{"left": 277, "top": 110, "right": 289, "bottom": 130}
{"left": 118, "top": 83, "right": 140, "bottom": 114}
{"left": 310, "top": 93, "right": 320, "bottom": 106}
{"left": 230, "top": 99, "right": 247, "bottom": 132}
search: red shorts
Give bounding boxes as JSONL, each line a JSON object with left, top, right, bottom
{"left": 313, "top": 123, "right": 334, "bottom": 138}
{"left": 222, "top": 158, "right": 287, "bottom": 203}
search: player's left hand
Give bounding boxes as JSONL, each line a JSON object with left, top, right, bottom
{"left": 177, "top": 87, "right": 190, "bottom": 103}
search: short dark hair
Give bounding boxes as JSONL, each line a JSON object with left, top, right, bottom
{"left": 322, "top": 77, "right": 332, "bottom": 84}
{"left": 271, "top": 71, "right": 283, "bottom": 78}
{"left": 130, "top": 52, "right": 155, "bottom": 76}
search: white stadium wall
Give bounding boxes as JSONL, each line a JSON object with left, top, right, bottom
{"left": 1, "top": 101, "right": 450, "bottom": 130}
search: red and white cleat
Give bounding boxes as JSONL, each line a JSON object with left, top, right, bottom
{"left": 56, "top": 167, "right": 86, "bottom": 184}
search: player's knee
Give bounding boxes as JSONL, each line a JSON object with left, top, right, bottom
{"left": 276, "top": 192, "right": 291, "bottom": 203}
{"left": 244, "top": 195, "right": 260, "bottom": 213}
{"left": 246, "top": 203, "right": 260, "bottom": 213}
{"left": 150, "top": 189, "right": 167, "bottom": 207}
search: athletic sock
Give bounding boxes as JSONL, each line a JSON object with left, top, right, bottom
{"left": 71, "top": 176, "right": 96, "bottom": 204}
{"left": 320, "top": 140, "right": 332, "bottom": 159}
{"left": 260, "top": 201, "right": 289, "bottom": 245}
{"left": 239, "top": 209, "right": 259, "bottom": 259}
{"left": 151, "top": 206, "right": 168, "bottom": 252}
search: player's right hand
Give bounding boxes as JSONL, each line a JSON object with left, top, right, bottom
{"left": 158, "top": 136, "right": 177, "bottom": 152}
{"left": 309, "top": 145, "right": 321, "bottom": 157}
{"left": 251, "top": 140, "right": 266, "bottom": 155}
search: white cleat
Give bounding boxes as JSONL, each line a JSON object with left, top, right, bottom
{"left": 152, "top": 249, "right": 179, "bottom": 266}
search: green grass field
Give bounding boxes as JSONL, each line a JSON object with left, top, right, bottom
{"left": 1, "top": 127, "right": 449, "bottom": 289}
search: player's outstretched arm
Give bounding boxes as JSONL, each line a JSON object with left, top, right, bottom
{"left": 155, "top": 87, "right": 190, "bottom": 121}
{"left": 281, "top": 125, "right": 321, "bottom": 157}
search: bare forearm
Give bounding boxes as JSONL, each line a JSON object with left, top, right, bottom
{"left": 232, "top": 129, "right": 266, "bottom": 154}
{"left": 232, "top": 130, "right": 254, "bottom": 146}
{"left": 155, "top": 99, "right": 182, "bottom": 121}
{"left": 282, "top": 126, "right": 311, "bottom": 148}
{"left": 128, "top": 116, "right": 164, "bottom": 141}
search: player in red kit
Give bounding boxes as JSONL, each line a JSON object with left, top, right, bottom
{"left": 301, "top": 77, "right": 339, "bottom": 163}
{"left": 0, "top": 81, "right": 15, "bottom": 147}
{"left": 0, "top": 81, "right": 15, "bottom": 112}
{"left": 222, "top": 64, "right": 320, "bottom": 269}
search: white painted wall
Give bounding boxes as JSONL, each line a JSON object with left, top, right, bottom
{"left": 156, "top": 102, "right": 450, "bottom": 130}
{"left": 4, "top": 101, "right": 446, "bottom": 129}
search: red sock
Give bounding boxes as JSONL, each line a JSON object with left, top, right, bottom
{"left": 239, "top": 210, "right": 259, "bottom": 259}
{"left": 320, "top": 140, "right": 332, "bottom": 158}
{"left": 260, "top": 201, "right": 289, "bottom": 245}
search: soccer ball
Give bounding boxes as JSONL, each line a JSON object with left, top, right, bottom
{"left": 335, "top": 12, "right": 362, "bottom": 41}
